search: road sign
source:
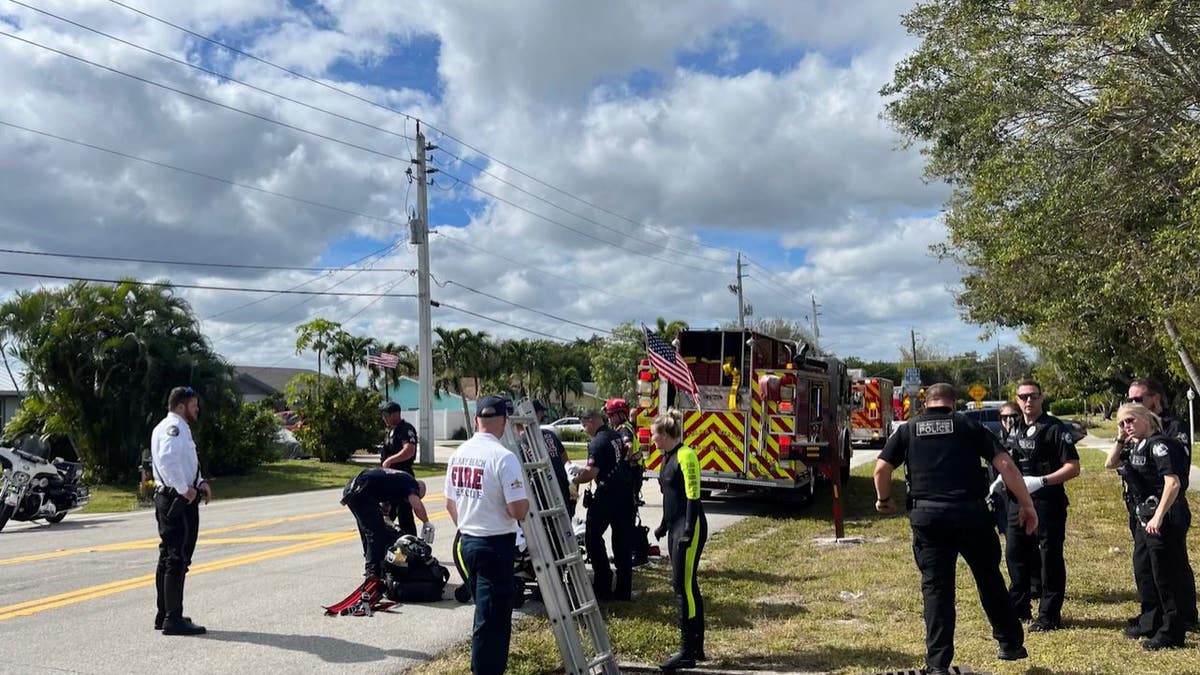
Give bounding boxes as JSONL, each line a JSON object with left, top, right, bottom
{"left": 968, "top": 383, "right": 987, "bottom": 401}
{"left": 903, "top": 367, "right": 921, "bottom": 385}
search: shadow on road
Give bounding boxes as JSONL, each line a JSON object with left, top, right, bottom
{"left": 202, "top": 630, "right": 428, "bottom": 663}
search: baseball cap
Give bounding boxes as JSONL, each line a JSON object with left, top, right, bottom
{"left": 476, "top": 395, "right": 512, "bottom": 418}
{"left": 380, "top": 401, "right": 402, "bottom": 414}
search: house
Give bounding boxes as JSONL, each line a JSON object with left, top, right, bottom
{"left": 232, "top": 366, "right": 320, "bottom": 406}
{"left": 383, "top": 376, "right": 474, "bottom": 412}
{"left": 1, "top": 389, "right": 22, "bottom": 429}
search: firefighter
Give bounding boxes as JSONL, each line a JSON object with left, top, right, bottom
{"left": 1005, "top": 380, "right": 1081, "bottom": 632}
{"left": 874, "top": 383, "right": 1033, "bottom": 675}
{"left": 1125, "top": 378, "right": 1197, "bottom": 630}
{"left": 533, "top": 400, "right": 575, "bottom": 516}
{"left": 1105, "top": 403, "right": 1192, "bottom": 649}
{"left": 574, "top": 409, "right": 634, "bottom": 601}
{"left": 605, "top": 398, "right": 644, "bottom": 544}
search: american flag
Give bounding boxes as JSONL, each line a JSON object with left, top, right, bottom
{"left": 366, "top": 347, "right": 400, "bottom": 369}
{"left": 642, "top": 324, "right": 699, "bottom": 402}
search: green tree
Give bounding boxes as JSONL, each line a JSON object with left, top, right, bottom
{"left": 285, "top": 373, "right": 382, "bottom": 462}
{"left": 328, "top": 331, "right": 374, "bottom": 382}
{"left": 884, "top": 0, "right": 1200, "bottom": 395}
{"left": 589, "top": 322, "right": 644, "bottom": 401}
{"left": 654, "top": 317, "right": 690, "bottom": 342}
{"left": 434, "top": 327, "right": 488, "bottom": 425}
{"left": 294, "top": 318, "right": 341, "bottom": 403}
{"left": 0, "top": 281, "right": 263, "bottom": 480}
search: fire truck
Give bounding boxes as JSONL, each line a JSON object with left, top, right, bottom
{"left": 848, "top": 370, "right": 894, "bottom": 448}
{"left": 634, "top": 330, "right": 853, "bottom": 508}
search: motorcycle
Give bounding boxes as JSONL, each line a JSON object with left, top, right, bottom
{"left": 0, "top": 438, "right": 90, "bottom": 532}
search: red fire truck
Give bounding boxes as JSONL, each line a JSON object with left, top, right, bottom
{"left": 848, "top": 370, "right": 894, "bottom": 448}
{"left": 633, "top": 330, "right": 853, "bottom": 531}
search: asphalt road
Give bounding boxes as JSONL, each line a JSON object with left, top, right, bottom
{"left": 1, "top": 447, "right": 881, "bottom": 675}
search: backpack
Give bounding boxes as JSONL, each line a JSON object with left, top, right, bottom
{"left": 382, "top": 534, "right": 449, "bottom": 602}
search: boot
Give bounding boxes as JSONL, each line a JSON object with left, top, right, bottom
{"left": 660, "top": 626, "right": 697, "bottom": 671}
{"left": 691, "top": 623, "right": 706, "bottom": 661}
{"left": 159, "top": 573, "right": 203, "bottom": 634}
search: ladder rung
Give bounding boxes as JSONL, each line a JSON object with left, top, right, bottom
{"left": 570, "top": 601, "right": 600, "bottom": 618}
{"left": 586, "top": 653, "right": 615, "bottom": 668}
{"left": 534, "top": 506, "right": 568, "bottom": 518}
{"left": 553, "top": 552, "right": 584, "bottom": 567}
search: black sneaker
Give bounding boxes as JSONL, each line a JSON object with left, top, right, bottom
{"left": 161, "top": 617, "right": 206, "bottom": 636}
{"left": 659, "top": 650, "right": 697, "bottom": 671}
{"left": 998, "top": 645, "right": 1028, "bottom": 660}
{"left": 1142, "top": 637, "right": 1183, "bottom": 651}
{"left": 1028, "top": 618, "right": 1061, "bottom": 632}
{"left": 924, "top": 667, "right": 951, "bottom": 675}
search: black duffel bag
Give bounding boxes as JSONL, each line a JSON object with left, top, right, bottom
{"left": 382, "top": 534, "right": 449, "bottom": 602}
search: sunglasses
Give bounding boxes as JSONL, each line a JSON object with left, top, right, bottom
{"left": 1125, "top": 396, "right": 1144, "bottom": 404}
{"left": 1000, "top": 414, "right": 1020, "bottom": 420}
{"left": 1016, "top": 393, "right": 1040, "bottom": 401}
{"left": 1118, "top": 418, "right": 1139, "bottom": 427}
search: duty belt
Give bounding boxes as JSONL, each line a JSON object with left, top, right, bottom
{"left": 912, "top": 498, "right": 987, "bottom": 510}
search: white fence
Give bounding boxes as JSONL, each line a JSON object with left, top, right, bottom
{"left": 405, "top": 409, "right": 472, "bottom": 440}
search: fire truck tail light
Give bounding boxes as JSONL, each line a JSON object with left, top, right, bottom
{"left": 780, "top": 401, "right": 794, "bottom": 413}
{"left": 638, "top": 428, "right": 651, "bottom": 444}
{"left": 779, "top": 436, "right": 791, "bottom": 454}
{"left": 638, "top": 396, "right": 652, "bottom": 408}
{"left": 639, "top": 359, "right": 650, "bottom": 366}
{"left": 638, "top": 370, "right": 653, "bottom": 381}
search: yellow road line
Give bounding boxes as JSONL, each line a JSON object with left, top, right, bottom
{"left": 0, "top": 511, "right": 453, "bottom": 622}
{"left": 0, "top": 491, "right": 445, "bottom": 566}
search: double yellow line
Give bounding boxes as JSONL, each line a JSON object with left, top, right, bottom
{"left": 0, "top": 496, "right": 451, "bottom": 622}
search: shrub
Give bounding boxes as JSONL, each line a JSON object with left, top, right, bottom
{"left": 196, "top": 400, "right": 281, "bottom": 476}
{"left": 1049, "top": 398, "right": 1082, "bottom": 416}
{"left": 558, "top": 429, "right": 589, "bottom": 443}
{"left": 286, "top": 374, "right": 383, "bottom": 462}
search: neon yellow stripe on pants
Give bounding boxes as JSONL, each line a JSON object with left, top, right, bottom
{"left": 683, "top": 517, "right": 702, "bottom": 619}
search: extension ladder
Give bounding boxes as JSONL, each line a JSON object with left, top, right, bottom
{"left": 500, "top": 400, "right": 620, "bottom": 675}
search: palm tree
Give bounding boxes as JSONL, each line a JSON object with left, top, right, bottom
{"left": 329, "top": 332, "right": 374, "bottom": 382}
{"left": 655, "top": 317, "right": 690, "bottom": 342}
{"left": 434, "top": 327, "right": 487, "bottom": 427}
{"left": 294, "top": 318, "right": 341, "bottom": 403}
{"left": 549, "top": 364, "right": 583, "bottom": 411}
{"left": 368, "top": 341, "right": 416, "bottom": 399}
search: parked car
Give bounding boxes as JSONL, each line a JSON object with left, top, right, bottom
{"left": 542, "top": 416, "right": 583, "bottom": 437}
{"left": 962, "top": 407, "right": 1002, "bottom": 437}
{"left": 276, "top": 410, "right": 302, "bottom": 432}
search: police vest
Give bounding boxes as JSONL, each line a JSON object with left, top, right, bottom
{"left": 905, "top": 411, "right": 989, "bottom": 503}
{"left": 1124, "top": 434, "right": 1190, "bottom": 501}
{"left": 1011, "top": 416, "right": 1068, "bottom": 477}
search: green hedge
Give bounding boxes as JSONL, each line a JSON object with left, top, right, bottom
{"left": 1049, "top": 398, "right": 1082, "bottom": 416}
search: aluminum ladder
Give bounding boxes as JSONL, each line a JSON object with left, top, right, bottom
{"left": 500, "top": 400, "right": 621, "bottom": 675}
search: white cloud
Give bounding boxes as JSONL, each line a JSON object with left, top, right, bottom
{"left": 0, "top": 0, "right": 1001, "bottom": 376}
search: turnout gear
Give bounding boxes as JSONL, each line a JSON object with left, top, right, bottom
{"left": 584, "top": 424, "right": 635, "bottom": 600}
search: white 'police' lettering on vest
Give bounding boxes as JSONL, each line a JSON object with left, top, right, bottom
{"left": 915, "top": 419, "right": 954, "bottom": 436}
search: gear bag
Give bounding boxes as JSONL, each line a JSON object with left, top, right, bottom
{"left": 382, "top": 534, "right": 449, "bottom": 602}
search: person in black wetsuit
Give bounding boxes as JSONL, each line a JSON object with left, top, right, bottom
{"left": 651, "top": 408, "right": 708, "bottom": 671}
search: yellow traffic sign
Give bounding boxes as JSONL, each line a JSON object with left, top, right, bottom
{"left": 968, "top": 383, "right": 987, "bottom": 401}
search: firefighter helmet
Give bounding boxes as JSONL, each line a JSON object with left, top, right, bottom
{"left": 603, "top": 398, "right": 630, "bottom": 416}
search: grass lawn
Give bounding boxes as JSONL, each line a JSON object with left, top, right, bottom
{"left": 412, "top": 451, "right": 1200, "bottom": 675}
{"left": 81, "top": 460, "right": 446, "bottom": 513}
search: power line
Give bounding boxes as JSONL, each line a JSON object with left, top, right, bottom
{"left": 205, "top": 240, "right": 404, "bottom": 321}
{"left": 101, "top": 0, "right": 740, "bottom": 264}
{"left": 0, "top": 246, "right": 414, "bottom": 274}
{"left": 0, "top": 270, "right": 419, "bottom": 298}
{"left": 434, "top": 301, "right": 572, "bottom": 343}
{"left": 0, "top": 31, "right": 416, "bottom": 164}
{"left": 0, "top": 121, "right": 410, "bottom": 229}
{"left": 442, "top": 279, "right": 612, "bottom": 335}
{"left": 9, "top": 0, "right": 418, "bottom": 149}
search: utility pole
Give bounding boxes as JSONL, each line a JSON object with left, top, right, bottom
{"left": 412, "top": 123, "right": 437, "bottom": 464}
{"left": 995, "top": 342, "right": 1002, "bottom": 393}
{"left": 730, "top": 253, "right": 746, "bottom": 330}
{"left": 810, "top": 295, "right": 821, "bottom": 345}
{"left": 910, "top": 328, "right": 919, "bottom": 369}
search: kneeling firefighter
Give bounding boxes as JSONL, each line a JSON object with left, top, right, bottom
{"left": 341, "top": 468, "right": 434, "bottom": 579}
{"left": 651, "top": 408, "right": 708, "bottom": 670}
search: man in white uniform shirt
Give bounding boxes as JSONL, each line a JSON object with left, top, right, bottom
{"left": 445, "top": 395, "right": 530, "bottom": 675}
{"left": 150, "top": 386, "right": 212, "bottom": 636}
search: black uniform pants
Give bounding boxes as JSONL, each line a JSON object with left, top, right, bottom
{"left": 1005, "top": 497, "right": 1067, "bottom": 624}
{"left": 585, "top": 487, "right": 634, "bottom": 599}
{"left": 669, "top": 514, "right": 708, "bottom": 652}
{"left": 460, "top": 532, "right": 517, "bottom": 675}
{"left": 911, "top": 502, "right": 1024, "bottom": 670}
{"left": 347, "top": 495, "right": 398, "bottom": 576}
{"left": 1132, "top": 508, "right": 1192, "bottom": 644}
{"left": 154, "top": 491, "right": 200, "bottom": 619}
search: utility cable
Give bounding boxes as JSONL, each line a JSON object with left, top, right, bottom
{"left": 434, "top": 301, "right": 573, "bottom": 343}
{"left": 0, "top": 270, "right": 419, "bottom": 297}
{"left": 0, "top": 246, "right": 414, "bottom": 274}
{"left": 442, "top": 279, "right": 612, "bottom": 334}
{"left": 0, "top": 121, "right": 410, "bottom": 230}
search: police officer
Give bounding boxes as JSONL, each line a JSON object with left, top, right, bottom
{"left": 445, "top": 395, "right": 530, "bottom": 675}
{"left": 341, "top": 468, "right": 432, "bottom": 578}
{"left": 380, "top": 401, "right": 420, "bottom": 533}
{"left": 1118, "top": 379, "right": 1195, "bottom": 629}
{"left": 1105, "top": 403, "right": 1192, "bottom": 649}
{"left": 574, "top": 409, "right": 634, "bottom": 601}
{"left": 874, "top": 383, "right": 1034, "bottom": 675}
{"left": 652, "top": 408, "right": 708, "bottom": 670}
{"left": 1004, "top": 380, "right": 1080, "bottom": 631}
{"left": 150, "top": 386, "right": 211, "bottom": 636}
{"left": 534, "top": 400, "right": 574, "bottom": 516}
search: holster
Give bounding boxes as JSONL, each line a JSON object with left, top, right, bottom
{"left": 1136, "top": 496, "right": 1160, "bottom": 526}
{"left": 582, "top": 488, "right": 594, "bottom": 509}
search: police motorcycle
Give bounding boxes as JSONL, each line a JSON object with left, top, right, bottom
{"left": 0, "top": 436, "right": 90, "bottom": 532}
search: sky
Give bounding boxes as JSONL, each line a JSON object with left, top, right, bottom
{"left": 0, "top": 0, "right": 1024, "bottom": 384}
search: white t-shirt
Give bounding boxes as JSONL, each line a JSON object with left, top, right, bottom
{"left": 445, "top": 431, "right": 528, "bottom": 536}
